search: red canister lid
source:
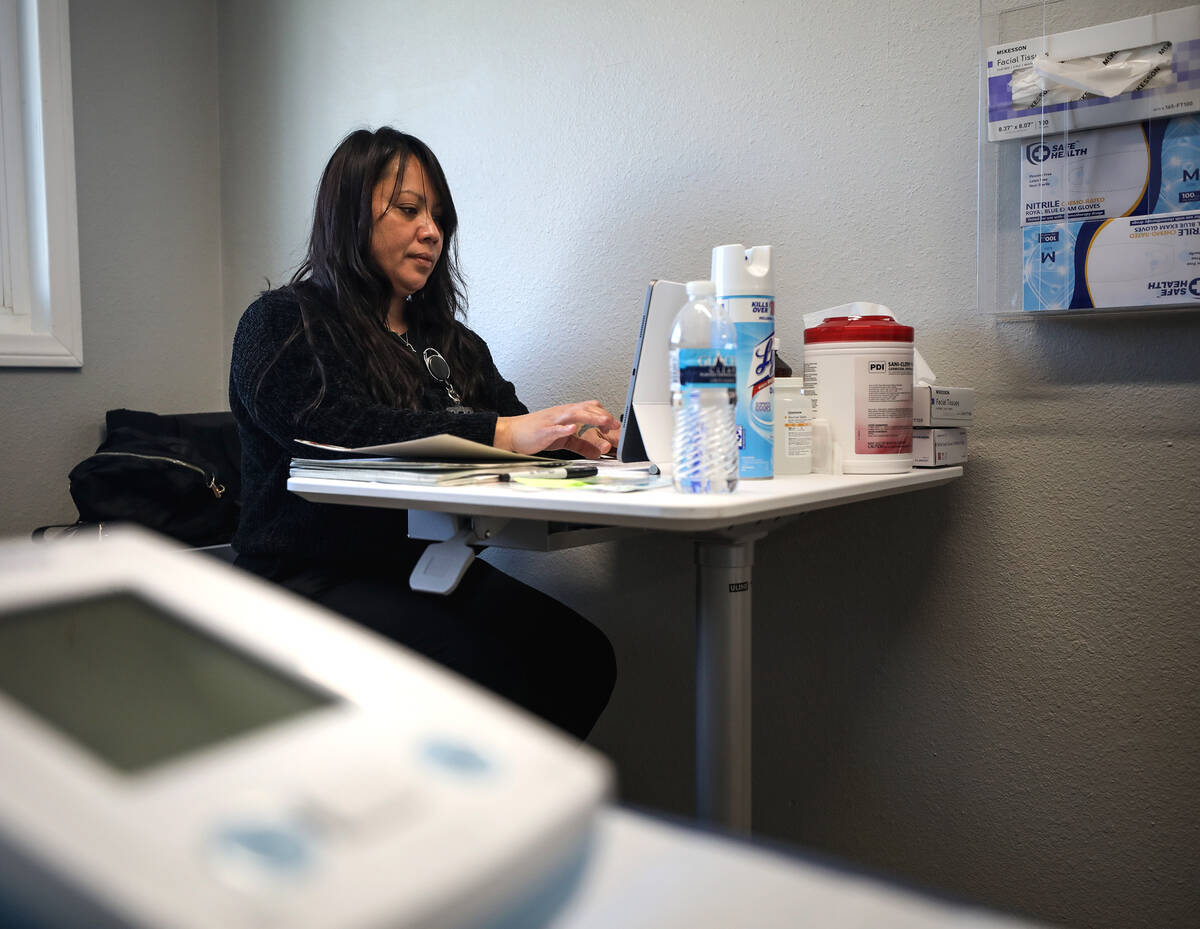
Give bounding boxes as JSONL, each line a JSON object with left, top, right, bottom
{"left": 804, "top": 315, "right": 914, "bottom": 344}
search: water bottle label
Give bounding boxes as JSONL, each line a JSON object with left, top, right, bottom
{"left": 676, "top": 348, "right": 736, "bottom": 387}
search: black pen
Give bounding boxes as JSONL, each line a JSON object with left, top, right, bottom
{"left": 500, "top": 465, "right": 598, "bottom": 481}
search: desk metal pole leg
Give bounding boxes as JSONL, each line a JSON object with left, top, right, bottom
{"left": 695, "top": 535, "right": 758, "bottom": 833}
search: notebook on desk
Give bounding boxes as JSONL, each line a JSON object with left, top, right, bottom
{"left": 295, "top": 435, "right": 549, "bottom": 462}
{"left": 616, "top": 279, "right": 685, "bottom": 471}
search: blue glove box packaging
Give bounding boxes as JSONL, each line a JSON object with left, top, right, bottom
{"left": 1021, "top": 116, "right": 1200, "bottom": 225}
{"left": 1023, "top": 212, "right": 1200, "bottom": 311}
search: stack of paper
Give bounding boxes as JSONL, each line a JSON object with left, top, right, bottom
{"left": 289, "top": 458, "right": 568, "bottom": 486}
{"left": 294, "top": 434, "right": 550, "bottom": 462}
{"left": 289, "top": 434, "right": 667, "bottom": 491}
{"left": 290, "top": 434, "right": 555, "bottom": 485}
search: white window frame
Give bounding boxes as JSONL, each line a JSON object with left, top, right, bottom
{"left": 0, "top": 0, "right": 81, "bottom": 367}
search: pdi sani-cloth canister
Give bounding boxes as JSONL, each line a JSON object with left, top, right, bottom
{"left": 803, "top": 312, "right": 914, "bottom": 474}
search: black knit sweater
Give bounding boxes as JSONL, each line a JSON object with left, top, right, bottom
{"left": 228, "top": 289, "right": 527, "bottom": 561}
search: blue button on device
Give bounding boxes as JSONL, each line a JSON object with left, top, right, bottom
{"left": 208, "top": 821, "right": 315, "bottom": 888}
{"left": 422, "top": 738, "right": 492, "bottom": 775}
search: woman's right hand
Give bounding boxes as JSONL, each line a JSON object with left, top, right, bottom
{"left": 495, "top": 401, "right": 620, "bottom": 458}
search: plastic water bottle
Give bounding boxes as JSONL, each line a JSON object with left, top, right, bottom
{"left": 669, "top": 280, "right": 739, "bottom": 494}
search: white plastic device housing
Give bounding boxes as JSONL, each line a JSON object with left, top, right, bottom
{"left": 0, "top": 527, "right": 610, "bottom": 929}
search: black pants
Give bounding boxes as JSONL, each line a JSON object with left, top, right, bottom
{"left": 236, "top": 551, "right": 616, "bottom": 740}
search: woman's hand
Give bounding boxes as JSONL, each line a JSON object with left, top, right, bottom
{"left": 495, "top": 401, "right": 621, "bottom": 458}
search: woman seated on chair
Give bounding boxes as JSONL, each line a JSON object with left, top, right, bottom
{"left": 229, "top": 127, "right": 620, "bottom": 739}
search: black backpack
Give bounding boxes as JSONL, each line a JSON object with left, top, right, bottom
{"left": 36, "top": 409, "right": 242, "bottom": 547}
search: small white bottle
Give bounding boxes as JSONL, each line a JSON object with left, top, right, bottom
{"left": 669, "top": 280, "right": 739, "bottom": 494}
{"left": 773, "top": 377, "right": 814, "bottom": 475}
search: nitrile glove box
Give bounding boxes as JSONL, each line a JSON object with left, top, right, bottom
{"left": 913, "top": 428, "right": 967, "bottom": 468}
{"left": 1023, "top": 213, "right": 1200, "bottom": 311}
{"left": 912, "top": 385, "right": 975, "bottom": 427}
{"left": 1020, "top": 116, "right": 1200, "bottom": 225}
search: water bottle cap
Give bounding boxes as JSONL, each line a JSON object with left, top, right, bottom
{"left": 686, "top": 280, "right": 716, "bottom": 297}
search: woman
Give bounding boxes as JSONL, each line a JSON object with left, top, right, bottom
{"left": 229, "top": 127, "right": 620, "bottom": 739}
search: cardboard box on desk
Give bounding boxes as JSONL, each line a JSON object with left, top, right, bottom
{"left": 913, "top": 428, "right": 967, "bottom": 468}
{"left": 913, "top": 384, "right": 975, "bottom": 428}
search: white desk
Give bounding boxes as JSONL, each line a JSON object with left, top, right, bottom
{"left": 524, "top": 806, "right": 1037, "bottom": 929}
{"left": 289, "top": 468, "right": 963, "bottom": 832}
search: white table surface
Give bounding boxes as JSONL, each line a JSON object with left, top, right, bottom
{"left": 521, "top": 806, "right": 1040, "bottom": 929}
{"left": 289, "top": 466, "right": 966, "bottom": 833}
{"left": 288, "top": 468, "right": 964, "bottom": 533}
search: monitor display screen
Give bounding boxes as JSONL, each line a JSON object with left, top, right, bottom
{"left": 0, "top": 591, "right": 335, "bottom": 773}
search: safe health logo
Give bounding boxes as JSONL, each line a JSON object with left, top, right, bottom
{"left": 1025, "top": 141, "right": 1088, "bottom": 165}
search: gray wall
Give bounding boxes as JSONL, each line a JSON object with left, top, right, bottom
{"left": 0, "top": 0, "right": 225, "bottom": 532}
{"left": 2, "top": 2, "right": 1197, "bottom": 927}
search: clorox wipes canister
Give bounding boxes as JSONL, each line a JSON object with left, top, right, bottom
{"left": 711, "top": 244, "right": 774, "bottom": 479}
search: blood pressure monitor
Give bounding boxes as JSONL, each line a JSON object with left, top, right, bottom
{"left": 0, "top": 528, "right": 610, "bottom": 929}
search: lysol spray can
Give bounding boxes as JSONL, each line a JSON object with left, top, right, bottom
{"left": 711, "top": 244, "right": 774, "bottom": 479}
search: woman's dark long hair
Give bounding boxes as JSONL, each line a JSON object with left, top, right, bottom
{"left": 274, "top": 127, "right": 490, "bottom": 412}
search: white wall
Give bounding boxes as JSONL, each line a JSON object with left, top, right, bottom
{"left": 215, "top": 2, "right": 1200, "bottom": 928}
{"left": 215, "top": 3, "right": 1200, "bottom": 927}
{"left": 0, "top": 1, "right": 1194, "bottom": 927}
{"left": 0, "top": 0, "right": 225, "bottom": 531}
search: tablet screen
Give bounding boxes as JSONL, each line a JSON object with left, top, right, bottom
{"left": 0, "top": 591, "right": 335, "bottom": 772}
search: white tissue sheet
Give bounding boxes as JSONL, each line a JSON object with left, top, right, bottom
{"left": 986, "top": 6, "right": 1200, "bottom": 141}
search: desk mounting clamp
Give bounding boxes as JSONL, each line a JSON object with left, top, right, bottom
{"left": 408, "top": 513, "right": 511, "bottom": 595}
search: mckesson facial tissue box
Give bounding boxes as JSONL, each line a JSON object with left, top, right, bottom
{"left": 913, "top": 429, "right": 967, "bottom": 468}
{"left": 1023, "top": 212, "right": 1200, "bottom": 310}
{"left": 912, "top": 385, "right": 975, "bottom": 427}
{"left": 1021, "top": 116, "right": 1200, "bottom": 225}
{"left": 986, "top": 5, "right": 1200, "bottom": 142}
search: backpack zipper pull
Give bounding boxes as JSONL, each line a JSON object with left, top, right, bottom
{"left": 209, "top": 479, "right": 226, "bottom": 499}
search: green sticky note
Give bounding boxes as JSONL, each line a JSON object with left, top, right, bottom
{"left": 510, "top": 477, "right": 595, "bottom": 489}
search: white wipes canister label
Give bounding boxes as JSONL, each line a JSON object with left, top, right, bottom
{"left": 854, "top": 357, "right": 913, "bottom": 455}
